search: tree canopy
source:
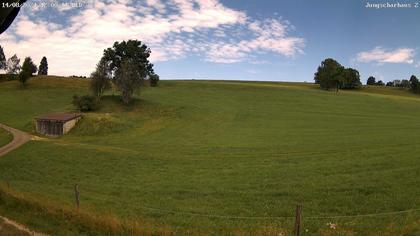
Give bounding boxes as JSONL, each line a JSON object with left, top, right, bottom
{"left": 376, "top": 80, "right": 384, "bottom": 86}
{"left": 99, "top": 40, "right": 158, "bottom": 104}
{"left": 6, "top": 54, "right": 20, "bottom": 74}
{"left": 102, "top": 40, "right": 155, "bottom": 80}
{"left": 341, "top": 68, "right": 361, "bottom": 89}
{"left": 19, "top": 57, "right": 37, "bottom": 86}
{"left": 367, "top": 76, "right": 376, "bottom": 85}
{"left": 114, "top": 59, "right": 141, "bottom": 104}
{"left": 314, "top": 58, "right": 361, "bottom": 90}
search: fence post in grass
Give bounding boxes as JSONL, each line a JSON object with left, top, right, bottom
{"left": 294, "top": 203, "right": 302, "bottom": 236}
{"left": 74, "top": 184, "right": 80, "bottom": 211}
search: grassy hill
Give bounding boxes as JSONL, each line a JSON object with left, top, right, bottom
{"left": 0, "top": 128, "right": 13, "bottom": 148}
{"left": 0, "top": 76, "right": 419, "bottom": 235}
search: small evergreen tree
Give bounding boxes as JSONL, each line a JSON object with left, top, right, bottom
{"left": 38, "top": 56, "right": 48, "bottom": 75}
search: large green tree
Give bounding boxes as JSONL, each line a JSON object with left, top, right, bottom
{"left": 100, "top": 40, "right": 157, "bottom": 103}
{"left": 314, "top": 58, "right": 344, "bottom": 90}
{"left": 314, "top": 58, "right": 361, "bottom": 91}
{"left": 341, "top": 68, "right": 361, "bottom": 89}
{"left": 19, "top": 57, "right": 37, "bottom": 86}
{"left": 114, "top": 59, "right": 141, "bottom": 104}
{"left": 0, "top": 45, "right": 6, "bottom": 70}
{"left": 38, "top": 56, "right": 48, "bottom": 75}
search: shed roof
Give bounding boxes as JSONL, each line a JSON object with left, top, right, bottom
{"left": 36, "top": 113, "right": 81, "bottom": 122}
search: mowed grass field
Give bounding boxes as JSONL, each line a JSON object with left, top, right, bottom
{"left": 0, "top": 128, "right": 13, "bottom": 148}
{"left": 0, "top": 76, "right": 419, "bottom": 235}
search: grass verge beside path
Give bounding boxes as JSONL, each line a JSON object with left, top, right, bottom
{"left": 0, "top": 128, "right": 13, "bottom": 148}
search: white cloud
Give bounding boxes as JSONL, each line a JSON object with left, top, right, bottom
{"left": 356, "top": 47, "right": 415, "bottom": 64}
{"left": 205, "top": 19, "right": 305, "bottom": 63}
{"left": 0, "top": 0, "right": 304, "bottom": 76}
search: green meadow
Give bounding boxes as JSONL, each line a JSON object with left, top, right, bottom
{"left": 0, "top": 76, "right": 419, "bottom": 235}
{"left": 0, "top": 128, "right": 12, "bottom": 147}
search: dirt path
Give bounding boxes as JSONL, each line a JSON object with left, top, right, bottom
{"left": 0, "top": 123, "right": 32, "bottom": 156}
{"left": 0, "top": 124, "right": 48, "bottom": 235}
{"left": 0, "top": 216, "right": 48, "bottom": 236}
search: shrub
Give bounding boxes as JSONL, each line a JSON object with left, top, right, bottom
{"left": 150, "top": 73, "right": 159, "bottom": 87}
{"left": 72, "top": 95, "right": 99, "bottom": 112}
{"left": 0, "top": 74, "right": 18, "bottom": 81}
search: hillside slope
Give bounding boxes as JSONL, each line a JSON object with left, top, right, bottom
{"left": 0, "top": 76, "right": 419, "bottom": 235}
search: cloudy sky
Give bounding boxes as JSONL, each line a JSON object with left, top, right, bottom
{"left": 1, "top": 0, "right": 420, "bottom": 82}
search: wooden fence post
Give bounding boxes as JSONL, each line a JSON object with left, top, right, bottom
{"left": 74, "top": 184, "right": 80, "bottom": 211}
{"left": 294, "top": 203, "right": 302, "bottom": 236}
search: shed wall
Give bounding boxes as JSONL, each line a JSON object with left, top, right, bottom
{"left": 63, "top": 117, "right": 81, "bottom": 134}
{"left": 36, "top": 120, "right": 63, "bottom": 136}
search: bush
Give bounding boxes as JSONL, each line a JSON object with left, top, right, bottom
{"left": 72, "top": 95, "right": 99, "bottom": 112}
{"left": 0, "top": 74, "right": 18, "bottom": 81}
{"left": 150, "top": 73, "right": 159, "bottom": 87}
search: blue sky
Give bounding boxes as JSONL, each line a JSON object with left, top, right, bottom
{"left": 1, "top": 0, "right": 420, "bottom": 83}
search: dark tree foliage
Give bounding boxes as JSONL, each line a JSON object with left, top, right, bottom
{"left": 314, "top": 58, "right": 361, "bottom": 90}
{"left": 149, "top": 73, "right": 159, "bottom": 87}
{"left": 102, "top": 40, "right": 155, "bottom": 80}
{"left": 100, "top": 40, "right": 159, "bottom": 103}
{"left": 90, "top": 58, "right": 111, "bottom": 97}
{"left": 376, "top": 80, "right": 385, "bottom": 86}
{"left": 366, "top": 76, "right": 376, "bottom": 85}
{"left": 0, "top": 45, "right": 6, "bottom": 70}
{"left": 38, "top": 56, "right": 48, "bottom": 75}
{"left": 6, "top": 54, "right": 20, "bottom": 74}
{"left": 341, "top": 68, "right": 362, "bottom": 89}
{"left": 19, "top": 57, "right": 37, "bottom": 86}
{"left": 386, "top": 81, "right": 394, "bottom": 87}
{"left": 314, "top": 58, "right": 344, "bottom": 90}
{"left": 72, "top": 95, "right": 99, "bottom": 112}
{"left": 114, "top": 59, "right": 141, "bottom": 104}
{"left": 409, "top": 75, "right": 419, "bottom": 93}
{"left": 400, "top": 79, "right": 410, "bottom": 89}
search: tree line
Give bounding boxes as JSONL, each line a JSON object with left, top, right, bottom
{"left": 0, "top": 45, "right": 48, "bottom": 85}
{"left": 314, "top": 58, "right": 420, "bottom": 94}
{"left": 367, "top": 75, "right": 420, "bottom": 93}
{"left": 73, "top": 40, "right": 160, "bottom": 111}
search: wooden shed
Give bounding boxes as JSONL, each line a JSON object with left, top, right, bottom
{"left": 36, "top": 113, "right": 81, "bottom": 136}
